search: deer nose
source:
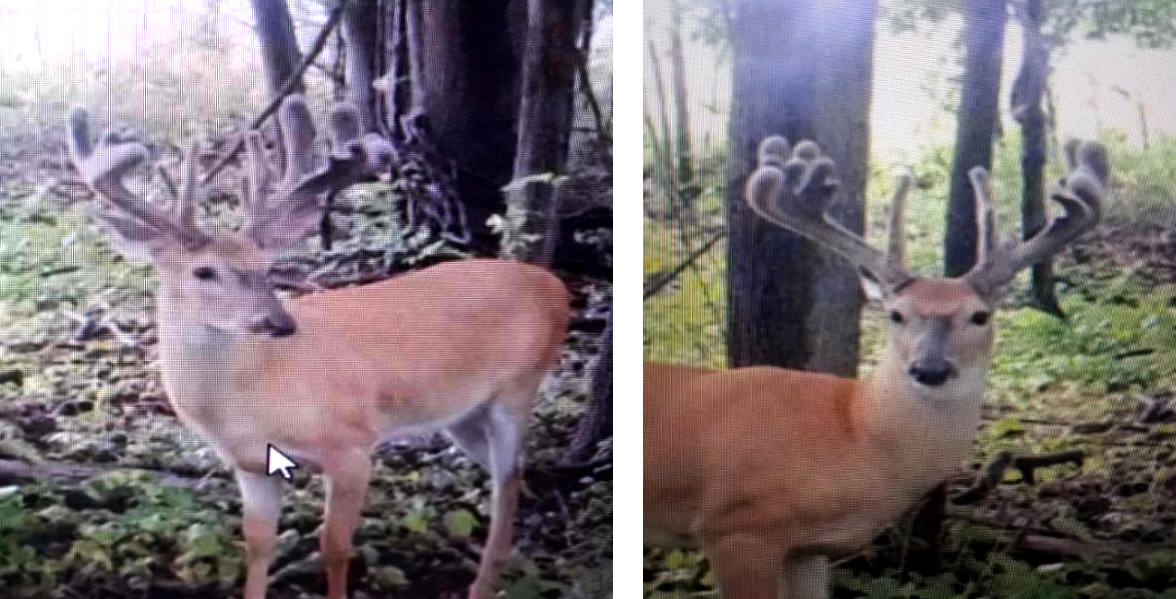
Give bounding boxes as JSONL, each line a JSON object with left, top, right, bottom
{"left": 908, "top": 358, "right": 955, "bottom": 387}
{"left": 249, "top": 314, "right": 297, "bottom": 338}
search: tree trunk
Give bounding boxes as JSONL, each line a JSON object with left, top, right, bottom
{"left": 667, "top": 0, "right": 694, "bottom": 192}
{"left": 569, "top": 316, "right": 612, "bottom": 464}
{"left": 726, "top": 0, "right": 876, "bottom": 375}
{"left": 513, "top": 0, "right": 581, "bottom": 177}
{"left": 341, "top": 0, "right": 379, "bottom": 132}
{"left": 249, "top": 0, "right": 305, "bottom": 98}
{"left": 944, "top": 0, "right": 1007, "bottom": 277}
{"left": 414, "top": 0, "right": 525, "bottom": 253}
{"left": 504, "top": 0, "right": 583, "bottom": 265}
{"left": 383, "top": 0, "right": 413, "bottom": 141}
{"left": 567, "top": 0, "right": 608, "bottom": 173}
{"left": 417, "top": 0, "right": 523, "bottom": 183}
{"left": 1011, "top": 0, "right": 1063, "bottom": 317}
{"left": 646, "top": 37, "right": 682, "bottom": 222}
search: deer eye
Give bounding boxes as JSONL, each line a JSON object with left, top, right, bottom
{"left": 192, "top": 266, "right": 218, "bottom": 281}
{"left": 889, "top": 310, "right": 904, "bottom": 324}
{"left": 969, "top": 311, "right": 990, "bottom": 326}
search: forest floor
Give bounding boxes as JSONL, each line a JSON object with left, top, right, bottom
{"left": 0, "top": 117, "right": 613, "bottom": 599}
{"left": 644, "top": 155, "right": 1176, "bottom": 598}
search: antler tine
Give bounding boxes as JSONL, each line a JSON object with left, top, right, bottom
{"left": 277, "top": 95, "right": 318, "bottom": 191}
{"left": 757, "top": 135, "right": 790, "bottom": 169}
{"left": 328, "top": 102, "right": 395, "bottom": 172}
{"left": 965, "top": 140, "right": 1106, "bottom": 294}
{"left": 244, "top": 95, "right": 394, "bottom": 249}
{"left": 328, "top": 103, "right": 363, "bottom": 149}
{"left": 967, "top": 166, "right": 1000, "bottom": 274}
{"left": 242, "top": 132, "right": 271, "bottom": 210}
{"left": 175, "top": 142, "right": 200, "bottom": 232}
{"left": 67, "top": 107, "right": 206, "bottom": 247}
{"left": 886, "top": 168, "right": 913, "bottom": 273}
{"left": 745, "top": 136, "right": 910, "bottom": 288}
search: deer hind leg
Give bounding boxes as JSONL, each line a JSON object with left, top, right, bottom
{"left": 236, "top": 470, "right": 283, "bottom": 599}
{"left": 780, "top": 555, "right": 830, "bottom": 599}
{"left": 320, "top": 449, "right": 373, "bottom": 599}
{"left": 445, "top": 402, "right": 528, "bottom": 599}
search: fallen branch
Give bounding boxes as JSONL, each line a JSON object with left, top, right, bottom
{"left": 574, "top": 48, "right": 611, "bottom": 145}
{"left": 953, "top": 449, "right": 1085, "bottom": 504}
{"left": 200, "top": 3, "right": 346, "bottom": 184}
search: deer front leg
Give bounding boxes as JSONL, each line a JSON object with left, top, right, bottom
{"left": 703, "top": 533, "right": 783, "bottom": 599}
{"left": 321, "top": 449, "right": 373, "bottom": 599}
{"left": 236, "top": 470, "right": 283, "bottom": 599}
{"left": 780, "top": 555, "right": 830, "bottom": 599}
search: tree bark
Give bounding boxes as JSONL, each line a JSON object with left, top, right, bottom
{"left": 417, "top": 0, "right": 524, "bottom": 184}
{"left": 341, "top": 0, "right": 379, "bottom": 132}
{"left": 646, "top": 37, "right": 682, "bottom": 222}
{"left": 726, "top": 0, "right": 876, "bottom": 375}
{"left": 505, "top": 0, "right": 583, "bottom": 265}
{"left": 1011, "top": 0, "right": 1063, "bottom": 317}
{"left": 513, "top": 0, "right": 582, "bottom": 177}
{"left": 944, "top": 0, "right": 1007, "bottom": 277}
{"left": 667, "top": 0, "right": 694, "bottom": 190}
{"left": 383, "top": 0, "right": 413, "bottom": 140}
{"left": 249, "top": 0, "right": 305, "bottom": 98}
{"left": 413, "top": 0, "right": 525, "bottom": 253}
{"left": 569, "top": 316, "right": 612, "bottom": 464}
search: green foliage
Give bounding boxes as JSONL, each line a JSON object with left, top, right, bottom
{"left": 1102, "top": 131, "right": 1176, "bottom": 226}
{"left": 0, "top": 481, "right": 239, "bottom": 597}
{"left": 643, "top": 218, "right": 727, "bottom": 366}
{"left": 881, "top": 0, "right": 1176, "bottom": 48}
{"left": 991, "top": 275, "right": 1176, "bottom": 396}
{"left": 1080, "top": 0, "right": 1176, "bottom": 48}
{"left": 0, "top": 195, "right": 153, "bottom": 315}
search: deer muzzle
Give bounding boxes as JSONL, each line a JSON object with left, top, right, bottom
{"left": 908, "top": 316, "right": 956, "bottom": 387}
{"left": 247, "top": 311, "right": 297, "bottom": 338}
{"left": 908, "top": 358, "right": 955, "bottom": 387}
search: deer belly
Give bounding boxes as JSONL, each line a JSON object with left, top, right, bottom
{"left": 795, "top": 509, "right": 899, "bottom": 557}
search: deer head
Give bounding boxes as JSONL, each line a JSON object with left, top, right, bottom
{"left": 67, "top": 95, "right": 393, "bottom": 338}
{"left": 746, "top": 136, "right": 1106, "bottom": 390}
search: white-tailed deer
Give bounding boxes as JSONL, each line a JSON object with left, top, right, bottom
{"left": 67, "top": 96, "right": 569, "bottom": 599}
{"left": 644, "top": 137, "right": 1107, "bottom": 598}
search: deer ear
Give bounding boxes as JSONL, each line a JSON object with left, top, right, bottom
{"left": 859, "top": 268, "right": 889, "bottom": 301}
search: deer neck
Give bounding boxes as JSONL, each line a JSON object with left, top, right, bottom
{"left": 153, "top": 288, "right": 261, "bottom": 389}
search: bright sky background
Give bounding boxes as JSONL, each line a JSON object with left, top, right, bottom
{"left": 0, "top": 0, "right": 257, "bottom": 65}
{"left": 646, "top": 2, "right": 1176, "bottom": 160}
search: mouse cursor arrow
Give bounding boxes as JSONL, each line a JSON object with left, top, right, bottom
{"left": 266, "top": 444, "right": 299, "bottom": 480}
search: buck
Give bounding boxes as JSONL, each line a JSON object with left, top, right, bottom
{"left": 644, "top": 136, "right": 1107, "bottom": 598}
{"left": 66, "top": 96, "right": 569, "bottom": 599}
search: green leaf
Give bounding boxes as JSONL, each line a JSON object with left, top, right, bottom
{"left": 371, "top": 565, "right": 410, "bottom": 589}
{"left": 444, "top": 508, "right": 478, "bottom": 539}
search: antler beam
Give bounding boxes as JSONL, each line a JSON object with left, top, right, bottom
{"left": 745, "top": 135, "right": 912, "bottom": 289}
{"left": 965, "top": 140, "right": 1106, "bottom": 294}
{"left": 67, "top": 108, "right": 208, "bottom": 248}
